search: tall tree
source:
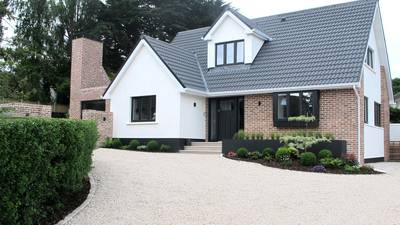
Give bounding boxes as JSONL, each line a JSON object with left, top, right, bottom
{"left": 392, "top": 78, "right": 400, "bottom": 95}
{"left": 1, "top": 0, "right": 225, "bottom": 104}
{"left": 99, "top": 0, "right": 226, "bottom": 76}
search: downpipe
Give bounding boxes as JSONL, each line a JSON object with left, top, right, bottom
{"left": 353, "top": 85, "right": 361, "bottom": 164}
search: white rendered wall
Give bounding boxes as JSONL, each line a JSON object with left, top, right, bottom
{"left": 206, "top": 13, "right": 264, "bottom": 68}
{"left": 180, "top": 93, "right": 206, "bottom": 139}
{"left": 363, "top": 19, "right": 384, "bottom": 159}
{"left": 390, "top": 124, "right": 400, "bottom": 141}
{"left": 109, "top": 44, "right": 182, "bottom": 138}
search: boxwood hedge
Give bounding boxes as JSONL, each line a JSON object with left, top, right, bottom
{"left": 0, "top": 118, "right": 97, "bottom": 225}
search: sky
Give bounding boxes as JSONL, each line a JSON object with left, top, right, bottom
{"left": 2, "top": 0, "right": 399, "bottom": 77}
{"left": 228, "top": 0, "right": 400, "bottom": 78}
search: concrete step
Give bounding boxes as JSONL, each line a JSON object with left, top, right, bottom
{"left": 180, "top": 149, "right": 221, "bottom": 155}
{"left": 191, "top": 142, "right": 222, "bottom": 147}
{"left": 184, "top": 146, "right": 221, "bottom": 151}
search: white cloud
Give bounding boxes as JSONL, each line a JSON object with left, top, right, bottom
{"left": 229, "top": 0, "right": 400, "bottom": 78}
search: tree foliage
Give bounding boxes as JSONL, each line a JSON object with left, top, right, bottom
{"left": 392, "top": 78, "right": 400, "bottom": 95}
{"left": 0, "top": 0, "right": 225, "bottom": 104}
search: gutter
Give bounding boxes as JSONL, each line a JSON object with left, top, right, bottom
{"left": 353, "top": 85, "right": 362, "bottom": 164}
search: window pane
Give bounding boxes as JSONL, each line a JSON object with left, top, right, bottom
{"left": 132, "top": 98, "right": 141, "bottom": 121}
{"left": 216, "top": 44, "right": 224, "bottom": 65}
{"left": 278, "top": 94, "right": 288, "bottom": 119}
{"left": 236, "top": 41, "right": 244, "bottom": 63}
{"left": 226, "top": 43, "right": 234, "bottom": 64}
{"left": 301, "top": 92, "right": 314, "bottom": 116}
{"left": 132, "top": 96, "right": 156, "bottom": 122}
{"left": 289, "top": 93, "right": 300, "bottom": 117}
{"left": 374, "top": 102, "right": 381, "bottom": 127}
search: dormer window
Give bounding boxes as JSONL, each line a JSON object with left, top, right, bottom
{"left": 215, "top": 40, "right": 244, "bottom": 66}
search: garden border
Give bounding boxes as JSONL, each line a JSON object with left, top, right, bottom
{"left": 222, "top": 139, "right": 347, "bottom": 157}
{"left": 56, "top": 172, "right": 97, "bottom": 225}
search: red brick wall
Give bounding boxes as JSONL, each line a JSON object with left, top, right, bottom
{"left": 69, "top": 37, "right": 113, "bottom": 141}
{"left": 69, "top": 38, "right": 110, "bottom": 119}
{"left": 0, "top": 102, "right": 52, "bottom": 118}
{"left": 244, "top": 89, "right": 363, "bottom": 160}
{"left": 82, "top": 109, "right": 113, "bottom": 145}
{"left": 381, "top": 66, "right": 390, "bottom": 161}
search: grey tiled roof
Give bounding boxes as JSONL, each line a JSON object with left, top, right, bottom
{"left": 155, "top": 0, "right": 378, "bottom": 92}
{"left": 143, "top": 36, "right": 206, "bottom": 91}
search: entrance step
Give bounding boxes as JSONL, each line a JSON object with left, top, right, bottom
{"left": 180, "top": 142, "right": 222, "bottom": 155}
{"left": 389, "top": 142, "right": 400, "bottom": 161}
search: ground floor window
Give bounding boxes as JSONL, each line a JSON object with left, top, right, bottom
{"left": 273, "top": 91, "right": 319, "bottom": 127}
{"left": 374, "top": 102, "right": 381, "bottom": 127}
{"left": 131, "top": 95, "right": 156, "bottom": 122}
{"left": 364, "top": 97, "right": 368, "bottom": 123}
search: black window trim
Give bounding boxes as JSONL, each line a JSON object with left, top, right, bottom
{"left": 366, "top": 47, "right": 374, "bottom": 69}
{"left": 273, "top": 90, "right": 320, "bottom": 128}
{"left": 364, "top": 96, "right": 368, "bottom": 124}
{"left": 131, "top": 95, "right": 156, "bottom": 123}
{"left": 215, "top": 39, "right": 245, "bottom": 66}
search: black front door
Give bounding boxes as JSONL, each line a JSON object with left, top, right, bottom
{"left": 209, "top": 97, "right": 244, "bottom": 141}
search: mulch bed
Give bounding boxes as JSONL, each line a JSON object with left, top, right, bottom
{"left": 41, "top": 177, "right": 91, "bottom": 225}
{"left": 225, "top": 156, "right": 382, "bottom": 175}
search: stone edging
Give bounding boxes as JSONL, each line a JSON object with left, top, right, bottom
{"left": 56, "top": 173, "right": 97, "bottom": 225}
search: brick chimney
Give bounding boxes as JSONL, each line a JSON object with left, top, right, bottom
{"left": 69, "top": 38, "right": 110, "bottom": 119}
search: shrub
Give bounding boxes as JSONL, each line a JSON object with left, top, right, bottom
{"left": 160, "top": 144, "right": 171, "bottom": 152}
{"left": 128, "top": 140, "right": 140, "bottom": 150}
{"left": 300, "top": 152, "right": 317, "bottom": 166}
{"left": 360, "top": 165, "right": 375, "bottom": 173}
{"left": 104, "top": 138, "right": 122, "bottom": 149}
{"left": 146, "top": 140, "right": 159, "bottom": 151}
{"left": 262, "top": 147, "right": 274, "bottom": 158}
{"left": 318, "top": 149, "right": 333, "bottom": 159}
{"left": 343, "top": 153, "right": 358, "bottom": 166}
{"left": 275, "top": 147, "right": 291, "bottom": 162}
{"left": 320, "top": 158, "right": 344, "bottom": 169}
{"left": 236, "top": 147, "right": 249, "bottom": 158}
{"left": 311, "top": 165, "right": 327, "bottom": 173}
{"left": 344, "top": 164, "right": 360, "bottom": 173}
{"left": 227, "top": 151, "right": 237, "bottom": 158}
{"left": 233, "top": 130, "right": 246, "bottom": 140}
{"left": 249, "top": 151, "right": 262, "bottom": 160}
{"left": 281, "top": 159, "right": 293, "bottom": 167}
{"left": 121, "top": 145, "right": 129, "bottom": 150}
{"left": 137, "top": 145, "right": 148, "bottom": 151}
{"left": 0, "top": 118, "right": 97, "bottom": 225}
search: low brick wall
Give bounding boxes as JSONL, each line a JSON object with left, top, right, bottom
{"left": 0, "top": 102, "right": 52, "bottom": 118}
{"left": 82, "top": 109, "right": 113, "bottom": 145}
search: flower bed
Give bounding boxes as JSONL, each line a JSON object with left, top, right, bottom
{"left": 103, "top": 138, "right": 173, "bottom": 152}
{"left": 225, "top": 147, "right": 381, "bottom": 174}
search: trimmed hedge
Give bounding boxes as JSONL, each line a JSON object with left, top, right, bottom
{"left": 0, "top": 118, "right": 97, "bottom": 225}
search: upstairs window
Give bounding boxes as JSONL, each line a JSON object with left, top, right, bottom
{"left": 273, "top": 91, "right": 319, "bottom": 127}
{"left": 215, "top": 40, "right": 244, "bottom": 66}
{"left": 131, "top": 95, "right": 156, "bottom": 122}
{"left": 366, "top": 47, "right": 374, "bottom": 69}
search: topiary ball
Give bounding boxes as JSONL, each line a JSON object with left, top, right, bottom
{"left": 128, "top": 140, "right": 140, "bottom": 150}
{"left": 147, "top": 140, "right": 159, "bottom": 151}
{"left": 300, "top": 152, "right": 317, "bottom": 166}
{"left": 318, "top": 149, "right": 333, "bottom": 159}
{"left": 275, "top": 147, "right": 291, "bottom": 162}
{"left": 236, "top": 147, "right": 249, "bottom": 158}
{"left": 262, "top": 147, "right": 274, "bottom": 158}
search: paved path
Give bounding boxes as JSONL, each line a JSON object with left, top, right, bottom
{"left": 67, "top": 148, "right": 400, "bottom": 225}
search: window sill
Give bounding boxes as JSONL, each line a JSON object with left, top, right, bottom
{"left": 365, "top": 123, "right": 384, "bottom": 130}
{"left": 364, "top": 63, "right": 376, "bottom": 74}
{"left": 127, "top": 121, "right": 158, "bottom": 125}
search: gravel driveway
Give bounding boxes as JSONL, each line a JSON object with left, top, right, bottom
{"left": 66, "top": 148, "right": 400, "bottom": 225}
